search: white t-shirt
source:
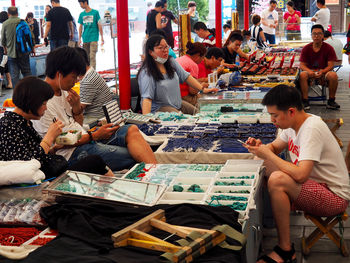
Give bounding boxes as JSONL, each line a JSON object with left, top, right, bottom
{"left": 324, "top": 38, "right": 343, "bottom": 61}
{"left": 312, "top": 7, "right": 330, "bottom": 31}
{"left": 279, "top": 115, "right": 350, "bottom": 201}
{"left": 260, "top": 9, "right": 278, "bottom": 35}
{"left": 32, "top": 91, "right": 86, "bottom": 160}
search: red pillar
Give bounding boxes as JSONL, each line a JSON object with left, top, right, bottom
{"left": 11, "top": 0, "right": 15, "bottom": 6}
{"left": 244, "top": 0, "right": 249, "bottom": 30}
{"left": 215, "top": 0, "right": 222, "bottom": 48}
{"left": 116, "top": 0, "right": 131, "bottom": 110}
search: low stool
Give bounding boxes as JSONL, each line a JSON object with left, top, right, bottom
{"left": 301, "top": 211, "right": 349, "bottom": 257}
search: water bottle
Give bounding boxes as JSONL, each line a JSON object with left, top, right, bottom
{"left": 235, "top": 54, "right": 240, "bottom": 67}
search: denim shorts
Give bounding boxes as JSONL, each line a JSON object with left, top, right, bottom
{"left": 68, "top": 125, "right": 136, "bottom": 171}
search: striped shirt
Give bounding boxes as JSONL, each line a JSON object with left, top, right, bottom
{"left": 80, "top": 67, "right": 113, "bottom": 121}
{"left": 250, "top": 25, "right": 267, "bottom": 49}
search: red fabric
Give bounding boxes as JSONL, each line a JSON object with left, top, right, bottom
{"left": 292, "top": 179, "right": 349, "bottom": 216}
{"left": 300, "top": 42, "right": 337, "bottom": 70}
{"left": 197, "top": 60, "right": 212, "bottom": 79}
{"left": 283, "top": 11, "right": 301, "bottom": 31}
{"left": 176, "top": 55, "right": 199, "bottom": 97}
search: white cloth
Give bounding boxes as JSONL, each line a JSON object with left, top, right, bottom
{"left": 222, "top": 29, "right": 231, "bottom": 45}
{"left": 0, "top": 159, "right": 45, "bottom": 185}
{"left": 324, "top": 38, "right": 343, "bottom": 61}
{"left": 279, "top": 115, "right": 350, "bottom": 201}
{"left": 260, "top": 9, "right": 278, "bottom": 35}
{"left": 32, "top": 91, "right": 86, "bottom": 160}
{"left": 312, "top": 7, "right": 330, "bottom": 31}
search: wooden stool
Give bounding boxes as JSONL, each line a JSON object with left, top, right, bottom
{"left": 301, "top": 211, "right": 349, "bottom": 257}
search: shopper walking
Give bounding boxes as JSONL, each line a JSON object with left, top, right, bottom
{"left": 311, "top": 0, "right": 330, "bottom": 32}
{"left": 1, "top": 7, "right": 32, "bottom": 88}
{"left": 260, "top": 0, "right": 278, "bottom": 44}
{"left": 160, "top": 0, "right": 178, "bottom": 49}
{"left": 43, "top": 0, "right": 73, "bottom": 51}
{"left": 77, "top": 0, "right": 104, "bottom": 70}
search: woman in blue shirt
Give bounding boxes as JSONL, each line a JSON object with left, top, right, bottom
{"left": 137, "top": 35, "right": 203, "bottom": 114}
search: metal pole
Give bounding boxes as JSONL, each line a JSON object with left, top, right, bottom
{"left": 11, "top": 0, "right": 15, "bottom": 6}
{"left": 244, "top": 0, "right": 249, "bottom": 30}
{"left": 215, "top": 0, "right": 222, "bottom": 48}
{"left": 116, "top": 0, "right": 131, "bottom": 110}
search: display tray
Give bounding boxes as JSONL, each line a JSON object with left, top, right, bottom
{"left": 42, "top": 171, "right": 166, "bottom": 206}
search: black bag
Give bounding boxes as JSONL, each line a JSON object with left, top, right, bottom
{"left": 40, "top": 154, "right": 68, "bottom": 179}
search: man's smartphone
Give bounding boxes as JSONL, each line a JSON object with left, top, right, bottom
{"left": 237, "top": 139, "right": 247, "bottom": 145}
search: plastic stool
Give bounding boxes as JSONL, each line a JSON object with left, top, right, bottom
{"left": 301, "top": 211, "right": 349, "bottom": 257}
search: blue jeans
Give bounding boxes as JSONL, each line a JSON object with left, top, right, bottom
{"left": 50, "top": 39, "right": 69, "bottom": 51}
{"left": 68, "top": 125, "right": 135, "bottom": 171}
{"left": 264, "top": 33, "right": 276, "bottom": 44}
{"left": 8, "top": 54, "right": 32, "bottom": 87}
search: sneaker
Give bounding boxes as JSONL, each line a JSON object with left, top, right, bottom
{"left": 326, "top": 100, "right": 340, "bottom": 110}
{"left": 303, "top": 100, "right": 310, "bottom": 110}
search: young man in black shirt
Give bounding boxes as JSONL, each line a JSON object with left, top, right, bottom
{"left": 146, "top": 1, "right": 166, "bottom": 36}
{"left": 221, "top": 33, "right": 249, "bottom": 67}
{"left": 43, "top": 0, "right": 73, "bottom": 51}
{"left": 160, "top": 0, "right": 178, "bottom": 48}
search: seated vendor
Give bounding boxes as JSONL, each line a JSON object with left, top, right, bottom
{"left": 299, "top": 24, "right": 339, "bottom": 110}
{"left": 0, "top": 76, "right": 114, "bottom": 178}
{"left": 244, "top": 85, "right": 350, "bottom": 263}
{"left": 193, "top": 21, "right": 215, "bottom": 48}
{"left": 197, "top": 47, "right": 225, "bottom": 82}
{"left": 74, "top": 47, "right": 114, "bottom": 125}
{"left": 32, "top": 46, "right": 156, "bottom": 171}
{"left": 138, "top": 35, "right": 204, "bottom": 115}
{"left": 176, "top": 42, "right": 218, "bottom": 106}
{"left": 221, "top": 33, "right": 249, "bottom": 67}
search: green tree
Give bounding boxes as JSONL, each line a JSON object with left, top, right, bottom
{"left": 167, "top": 0, "right": 209, "bottom": 22}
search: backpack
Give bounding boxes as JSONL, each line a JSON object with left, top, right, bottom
{"left": 15, "top": 20, "right": 33, "bottom": 55}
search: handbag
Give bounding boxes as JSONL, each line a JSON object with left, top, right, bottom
{"left": 343, "top": 42, "right": 350, "bottom": 55}
{"left": 40, "top": 154, "right": 68, "bottom": 179}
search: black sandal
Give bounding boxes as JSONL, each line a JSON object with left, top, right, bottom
{"left": 258, "top": 243, "right": 297, "bottom": 263}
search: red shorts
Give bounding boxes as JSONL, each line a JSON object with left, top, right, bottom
{"left": 292, "top": 179, "right": 349, "bottom": 216}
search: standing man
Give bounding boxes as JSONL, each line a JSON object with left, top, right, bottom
{"left": 1, "top": 7, "right": 32, "bottom": 87}
{"left": 160, "top": 0, "right": 178, "bottom": 49}
{"left": 245, "top": 85, "right": 350, "bottom": 263}
{"left": 43, "top": 0, "right": 73, "bottom": 51}
{"left": 146, "top": 1, "right": 166, "bottom": 37}
{"left": 78, "top": 0, "right": 104, "bottom": 70}
{"left": 311, "top": 0, "right": 330, "bottom": 32}
{"left": 299, "top": 25, "right": 339, "bottom": 110}
{"left": 260, "top": 0, "right": 278, "bottom": 44}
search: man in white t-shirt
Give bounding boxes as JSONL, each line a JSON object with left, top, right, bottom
{"left": 324, "top": 30, "right": 343, "bottom": 64}
{"left": 32, "top": 46, "right": 157, "bottom": 171}
{"left": 260, "top": 0, "right": 278, "bottom": 44}
{"left": 311, "top": 0, "right": 330, "bottom": 32}
{"left": 244, "top": 85, "right": 350, "bottom": 263}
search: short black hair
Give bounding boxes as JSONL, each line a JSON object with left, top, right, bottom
{"left": 46, "top": 46, "right": 86, "bottom": 79}
{"left": 186, "top": 41, "right": 207, "bottom": 56}
{"left": 228, "top": 33, "right": 243, "bottom": 43}
{"left": 155, "top": 1, "right": 165, "bottom": 8}
{"left": 223, "top": 24, "right": 230, "bottom": 29}
{"left": 0, "top": 11, "right": 8, "bottom": 23}
{"left": 286, "top": 1, "right": 295, "bottom": 8}
{"left": 7, "top": 7, "right": 18, "bottom": 16}
{"left": 270, "top": 0, "right": 277, "bottom": 4}
{"left": 311, "top": 24, "right": 324, "bottom": 33}
{"left": 324, "top": 30, "right": 332, "bottom": 38}
{"left": 78, "top": 0, "right": 89, "bottom": 4}
{"left": 243, "top": 30, "right": 250, "bottom": 36}
{"left": 26, "top": 12, "right": 34, "bottom": 19}
{"left": 75, "top": 47, "right": 90, "bottom": 66}
{"left": 51, "top": 0, "right": 60, "bottom": 3}
{"left": 187, "top": 1, "right": 196, "bottom": 8}
{"left": 252, "top": 14, "right": 261, "bottom": 25}
{"left": 13, "top": 76, "right": 54, "bottom": 116}
{"left": 193, "top": 21, "right": 208, "bottom": 31}
{"left": 161, "top": 0, "right": 167, "bottom": 3}
{"left": 205, "top": 47, "right": 224, "bottom": 59}
{"left": 150, "top": 29, "right": 166, "bottom": 38}
{"left": 317, "top": 0, "right": 325, "bottom": 5}
{"left": 262, "top": 85, "right": 303, "bottom": 111}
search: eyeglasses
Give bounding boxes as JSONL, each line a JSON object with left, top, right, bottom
{"left": 311, "top": 32, "right": 323, "bottom": 37}
{"left": 155, "top": 45, "right": 170, "bottom": 51}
